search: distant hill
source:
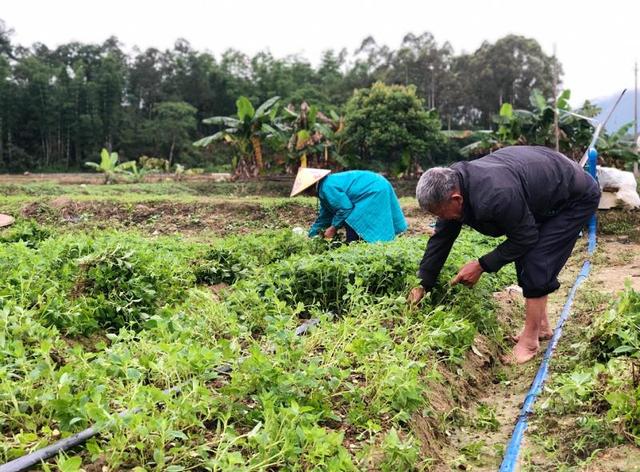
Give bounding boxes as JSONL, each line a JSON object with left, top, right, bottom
{"left": 591, "top": 90, "right": 638, "bottom": 133}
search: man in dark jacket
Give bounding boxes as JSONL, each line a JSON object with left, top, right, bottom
{"left": 409, "top": 146, "right": 600, "bottom": 364}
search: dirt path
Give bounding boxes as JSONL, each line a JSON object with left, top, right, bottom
{"left": 590, "top": 237, "right": 640, "bottom": 293}
{"left": 446, "top": 268, "right": 576, "bottom": 470}
{"left": 446, "top": 233, "right": 640, "bottom": 471}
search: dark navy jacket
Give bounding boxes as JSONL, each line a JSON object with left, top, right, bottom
{"left": 418, "top": 146, "right": 593, "bottom": 290}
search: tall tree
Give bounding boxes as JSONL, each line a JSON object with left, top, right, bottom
{"left": 0, "top": 19, "right": 15, "bottom": 59}
{"left": 466, "top": 35, "right": 559, "bottom": 126}
{"left": 151, "top": 101, "right": 197, "bottom": 165}
{"left": 344, "top": 82, "right": 444, "bottom": 174}
{"left": 95, "top": 51, "right": 126, "bottom": 151}
{"left": 128, "top": 47, "right": 165, "bottom": 117}
{"left": 314, "top": 49, "right": 349, "bottom": 106}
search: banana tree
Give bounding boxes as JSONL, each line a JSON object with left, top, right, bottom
{"left": 519, "top": 89, "right": 594, "bottom": 159}
{"left": 195, "top": 96, "right": 281, "bottom": 178}
{"left": 85, "top": 148, "right": 138, "bottom": 184}
{"left": 282, "top": 102, "right": 347, "bottom": 170}
{"left": 315, "top": 110, "right": 350, "bottom": 168}
{"left": 460, "top": 89, "right": 597, "bottom": 159}
{"left": 596, "top": 123, "right": 639, "bottom": 168}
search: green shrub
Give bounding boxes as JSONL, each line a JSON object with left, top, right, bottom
{"left": 588, "top": 285, "right": 640, "bottom": 360}
{"left": 0, "top": 220, "right": 52, "bottom": 248}
{"left": 379, "top": 428, "right": 421, "bottom": 471}
{"left": 75, "top": 244, "right": 192, "bottom": 331}
{"left": 246, "top": 239, "right": 424, "bottom": 313}
{"left": 0, "top": 233, "right": 196, "bottom": 334}
{"left": 194, "top": 229, "right": 337, "bottom": 285}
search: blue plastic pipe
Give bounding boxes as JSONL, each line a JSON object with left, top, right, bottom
{"left": 498, "top": 259, "right": 592, "bottom": 471}
{"left": 587, "top": 148, "right": 598, "bottom": 253}
{"left": 499, "top": 147, "right": 599, "bottom": 471}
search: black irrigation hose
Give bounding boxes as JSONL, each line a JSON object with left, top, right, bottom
{"left": 1, "top": 425, "right": 102, "bottom": 472}
{"left": 0, "top": 386, "right": 181, "bottom": 472}
{"left": 0, "top": 318, "right": 319, "bottom": 472}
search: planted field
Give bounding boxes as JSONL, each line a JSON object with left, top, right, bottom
{"left": 1, "top": 211, "right": 514, "bottom": 470}
{"left": 1, "top": 182, "right": 639, "bottom": 471}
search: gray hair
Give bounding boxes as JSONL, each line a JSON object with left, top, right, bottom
{"left": 416, "top": 167, "right": 459, "bottom": 211}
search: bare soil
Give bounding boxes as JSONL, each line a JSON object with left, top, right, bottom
{"left": 18, "top": 199, "right": 316, "bottom": 237}
{"left": 582, "top": 446, "right": 640, "bottom": 472}
{"left": 591, "top": 237, "right": 640, "bottom": 292}
{"left": 9, "top": 196, "right": 436, "bottom": 240}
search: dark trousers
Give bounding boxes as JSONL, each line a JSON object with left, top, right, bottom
{"left": 516, "top": 176, "right": 600, "bottom": 298}
{"left": 345, "top": 224, "right": 362, "bottom": 243}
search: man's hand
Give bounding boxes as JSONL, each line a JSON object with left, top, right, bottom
{"left": 323, "top": 226, "right": 337, "bottom": 239}
{"left": 408, "top": 286, "right": 426, "bottom": 304}
{"left": 451, "top": 260, "right": 484, "bottom": 287}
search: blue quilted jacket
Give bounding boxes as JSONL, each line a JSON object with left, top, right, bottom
{"left": 309, "top": 171, "right": 408, "bottom": 242}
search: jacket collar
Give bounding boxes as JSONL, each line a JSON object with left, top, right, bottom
{"left": 453, "top": 163, "right": 475, "bottom": 224}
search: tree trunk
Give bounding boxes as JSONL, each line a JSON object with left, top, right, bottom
{"left": 250, "top": 135, "right": 263, "bottom": 171}
{"left": 232, "top": 156, "right": 253, "bottom": 180}
{"left": 169, "top": 136, "right": 176, "bottom": 167}
{"left": 66, "top": 130, "right": 71, "bottom": 170}
{"left": 7, "top": 130, "right": 12, "bottom": 164}
{"left": 0, "top": 115, "right": 3, "bottom": 167}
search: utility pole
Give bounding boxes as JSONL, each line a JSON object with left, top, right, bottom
{"left": 428, "top": 64, "right": 435, "bottom": 110}
{"left": 635, "top": 62, "right": 638, "bottom": 176}
{"left": 553, "top": 44, "right": 560, "bottom": 152}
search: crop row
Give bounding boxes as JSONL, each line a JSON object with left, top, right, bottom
{"left": 543, "top": 285, "right": 640, "bottom": 462}
{"left": 0, "top": 223, "right": 514, "bottom": 470}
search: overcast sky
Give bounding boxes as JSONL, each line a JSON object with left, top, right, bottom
{"left": 2, "top": 0, "right": 638, "bottom": 105}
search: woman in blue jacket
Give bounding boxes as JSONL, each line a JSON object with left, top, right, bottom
{"left": 290, "top": 168, "right": 408, "bottom": 242}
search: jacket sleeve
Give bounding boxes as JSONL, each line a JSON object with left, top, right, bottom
{"left": 321, "top": 182, "right": 354, "bottom": 228}
{"left": 418, "top": 219, "right": 462, "bottom": 290}
{"left": 308, "top": 199, "right": 334, "bottom": 236}
{"left": 477, "top": 189, "right": 539, "bottom": 273}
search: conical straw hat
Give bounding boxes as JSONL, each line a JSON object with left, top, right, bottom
{"left": 290, "top": 168, "right": 331, "bottom": 197}
{"left": 0, "top": 214, "right": 15, "bottom": 228}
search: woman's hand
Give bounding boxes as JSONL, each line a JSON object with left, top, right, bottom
{"left": 323, "top": 226, "right": 337, "bottom": 239}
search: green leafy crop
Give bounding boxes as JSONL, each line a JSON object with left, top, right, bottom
{"left": 194, "top": 229, "right": 335, "bottom": 285}
{"left": 0, "top": 227, "right": 517, "bottom": 470}
{"left": 545, "top": 286, "right": 640, "bottom": 455}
